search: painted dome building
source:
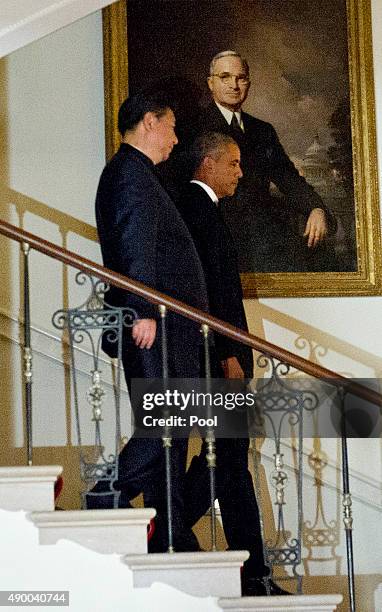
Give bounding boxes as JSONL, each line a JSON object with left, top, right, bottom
{"left": 300, "top": 135, "right": 340, "bottom": 200}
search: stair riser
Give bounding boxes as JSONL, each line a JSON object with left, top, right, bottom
{"left": 37, "top": 524, "right": 148, "bottom": 554}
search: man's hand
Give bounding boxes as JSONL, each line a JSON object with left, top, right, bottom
{"left": 132, "top": 319, "right": 157, "bottom": 349}
{"left": 303, "top": 208, "right": 328, "bottom": 248}
{"left": 221, "top": 356, "right": 244, "bottom": 379}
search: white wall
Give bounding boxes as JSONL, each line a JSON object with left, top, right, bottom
{"left": 0, "top": 11, "right": 105, "bottom": 325}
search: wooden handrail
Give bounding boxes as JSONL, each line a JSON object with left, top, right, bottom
{"left": 1, "top": 218, "right": 381, "bottom": 407}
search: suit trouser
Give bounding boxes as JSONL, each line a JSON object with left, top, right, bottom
{"left": 116, "top": 434, "right": 189, "bottom": 534}
{"left": 183, "top": 351, "right": 267, "bottom": 576}
{"left": 183, "top": 437, "right": 267, "bottom": 576}
{"left": 115, "top": 318, "right": 200, "bottom": 539}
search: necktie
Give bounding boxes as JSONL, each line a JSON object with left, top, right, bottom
{"left": 230, "top": 112, "right": 242, "bottom": 135}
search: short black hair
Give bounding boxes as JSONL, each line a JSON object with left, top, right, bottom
{"left": 189, "top": 131, "right": 237, "bottom": 173}
{"left": 118, "top": 86, "right": 173, "bottom": 136}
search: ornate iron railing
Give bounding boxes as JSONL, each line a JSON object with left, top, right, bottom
{"left": 1, "top": 218, "right": 380, "bottom": 610}
{"left": 52, "top": 274, "right": 137, "bottom": 510}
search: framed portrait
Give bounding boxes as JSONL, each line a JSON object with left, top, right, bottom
{"left": 102, "top": 0, "right": 381, "bottom": 298}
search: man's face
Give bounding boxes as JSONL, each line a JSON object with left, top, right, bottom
{"left": 207, "top": 56, "right": 250, "bottom": 111}
{"left": 210, "top": 143, "right": 243, "bottom": 198}
{"left": 151, "top": 108, "right": 178, "bottom": 163}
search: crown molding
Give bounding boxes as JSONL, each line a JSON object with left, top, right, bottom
{"left": 0, "top": 0, "right": 118, "bottom": 58}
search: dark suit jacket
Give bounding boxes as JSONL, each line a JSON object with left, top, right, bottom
{"left": 95, "top": 144, "right": 208, "bottom": 377}
{"left": 177, "top": 183, "right": 265, "bottom": 572}
{"left": 176, "top": 182, "right": 253, "bottom": 378}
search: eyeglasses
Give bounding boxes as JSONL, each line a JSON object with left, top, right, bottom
{"left": 211, "top": 72, "right": 250, "bottom": 85}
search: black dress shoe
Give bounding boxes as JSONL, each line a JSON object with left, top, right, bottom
{"left": 242, "top": 576, "right": 292, "bottom": 597}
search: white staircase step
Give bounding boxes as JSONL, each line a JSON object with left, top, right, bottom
{"left": 218, "top": 594, "right": 343, "bottom": 611}
{"left": 0, "top": 466, "right": 62, "bottom": 511}
{"left": 123, "top": 550, "right": 249, "bottom": 598}
{"left": 30, "top": 508, "right": 156, "bottom": 554}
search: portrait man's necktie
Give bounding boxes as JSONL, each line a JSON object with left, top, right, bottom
{"left": 230, "top": 112, "right": 242, "bottom": 135}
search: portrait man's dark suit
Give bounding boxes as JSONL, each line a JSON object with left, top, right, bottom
{"left": 94, "top": 97, "right": 208, "bottom": 551}
{"left": 176, "top": 179, "right": 267, "bottom": 583}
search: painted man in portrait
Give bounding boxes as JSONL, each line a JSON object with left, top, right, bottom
{"left": 175, "top": 50, "right": 337, "bottom": 273}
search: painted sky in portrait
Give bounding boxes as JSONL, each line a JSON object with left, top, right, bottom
{"left": 127, "top": 0, "right": 349, "bottom": 164}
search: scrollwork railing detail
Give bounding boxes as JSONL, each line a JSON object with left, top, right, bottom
{"left": 52, "top": 273, "right": 137, "bottom": 508}
{"left": 251, "top": 353, "right": 320, "bottom": 592}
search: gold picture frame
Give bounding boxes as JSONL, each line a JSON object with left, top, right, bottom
{"left": 102, "top": 0, "right": 381, "bottom": 298}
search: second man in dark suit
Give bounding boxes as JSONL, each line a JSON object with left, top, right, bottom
{"left": 177, "top": 131, "right": 289, "bottom": 596}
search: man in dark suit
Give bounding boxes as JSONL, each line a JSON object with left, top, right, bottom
{"left": 93, "top": 88, "right": 208, "bottom": 552}
{"left": 173, "top": 50, "right": 335, "bottom": 273}
{"left": 177, "top": 131, "right": 289, "bottom": 596}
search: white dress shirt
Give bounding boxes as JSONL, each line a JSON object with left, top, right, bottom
{"left": 190, "top": 180, "right": 219, "bottom": 205}
{"left": 215, "top": 101, "right": 244, "bottom": 131}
